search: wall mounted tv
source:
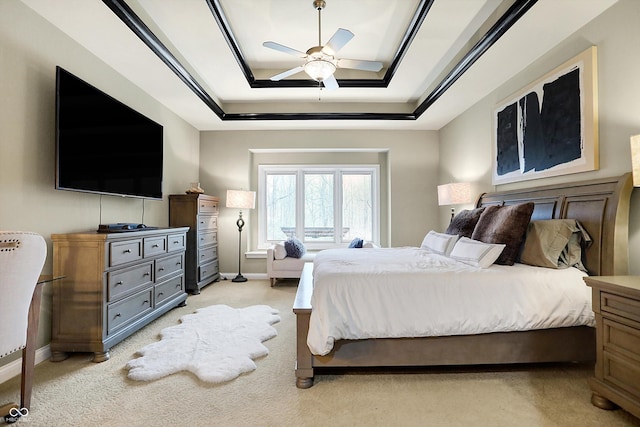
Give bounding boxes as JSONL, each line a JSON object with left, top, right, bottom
{"left": 55, "top": 66, "right": 163, "bottom": 200}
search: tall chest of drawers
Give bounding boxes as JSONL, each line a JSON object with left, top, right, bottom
{"left": 51, "top": 227, "right": 189, "bottom": 362}
{"left": 584, "top": 276, "right": 640, "bottom": 419}
{"left": 169, "top": 194, "right": 220, "bottom": 294}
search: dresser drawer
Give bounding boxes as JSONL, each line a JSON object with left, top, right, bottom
{"left": 167, "top": 233, "right": 186, "bottom": 252}
{"left": 107, "top": 288, "right": 153, "bottom": 335}
{"left": 604, "top": 350, "right": 640, "bottom": 398}
{"left": 110, "top": 239, "right": 143, "bottom": 267}
{"left": 198, "top": 198, "right": 219, "bottom": 214}
{"left": 601, "top": 292, "right": 640, "bottom": 323}
{"left": 198, "top": 231, "right": 217, "bottom": 248}
{"left": 198, "top": 246, "right": 217, "bottom": 265}
{"left": 197, "top": 215, "right": 217, "bottom": 231}
{"left": 144, "top": 235, "right": 167, "bottom": 258}
{"left": 156, "top": 253, "right": 184, "bottom": 282}
{"left": 604, "top": 318, "right": 640, "bottom": 360}
{"left": 107, "top": 262, "right": 153, "bottom": 302}
{"left": 199, "top": 259, "right": 219, "bottom": 282}
{"left": 155, "top": 275, "right": 184, "bottom": 306}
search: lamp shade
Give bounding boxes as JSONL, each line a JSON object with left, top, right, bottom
{"left": 226, "top": 190, "right": 256, "bottom": 209}
{"left": 631, "top": 135, "right": 640, "bottom": 187}
{"left": 437, "top": 182, "right": 472, "bottom": 206}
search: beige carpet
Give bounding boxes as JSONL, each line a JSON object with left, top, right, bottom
{"left": 1, "top": 279, "right": 639, "bottom": 427}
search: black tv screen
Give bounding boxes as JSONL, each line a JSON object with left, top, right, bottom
{"left": 55, "top": 66, "right": 163, "bottom": 200}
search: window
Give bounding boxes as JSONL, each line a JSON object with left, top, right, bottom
{"left": 258, "top": 165, "right": 379, "bottom": 249}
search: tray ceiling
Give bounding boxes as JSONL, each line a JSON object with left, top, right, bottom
{"left": 20, "top": 0, "right": 618, "bottom": 130}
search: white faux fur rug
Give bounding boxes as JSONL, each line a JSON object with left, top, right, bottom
{"left": 125, "top": 304, "right": 280, "bottom": 383}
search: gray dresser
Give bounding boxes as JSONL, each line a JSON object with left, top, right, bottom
{"left": 51, "top": 227, "right": 189, "bottom": 362}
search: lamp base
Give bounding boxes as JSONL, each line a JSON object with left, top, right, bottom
{"left": 231, "top": 274, "right": 248, "bottom": 283}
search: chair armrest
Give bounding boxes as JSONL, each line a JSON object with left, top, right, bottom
{"left": 266, "top": 245, "right": 275, "bottom": 276}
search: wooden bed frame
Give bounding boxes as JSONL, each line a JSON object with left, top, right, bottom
{"left": 293, "top": 173, "right": 633, "bottom": 388}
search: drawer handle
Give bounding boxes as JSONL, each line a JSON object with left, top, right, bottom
{"left": 144, "top": 272, "right": 150, "bottom": 276}
{"left": 173, "top": 240, "right": 180, "bottom": 244}
{"left": 176, "top": 284, "right": 181, "bottom": 288}
{"left": 116, "top": 281, "right": 124, "bottom": 286}
{"left": 152, "top": 244, "right": 159, "bottom": 248}
{"left": 176, "top": 261, "right": 181, "bottom": 265}
{"left": 143, "top": 300, "right": 149, "bottom": 304}
{"left": 158, "top": 267, "right": 165, "bottom": 272}
{"left": 115, "top": 313, "right": 121, "bottom": 318}
{"left": 124, "top": 249, "right": 132, "bottom": 254}
{"left": 201, "top": 254, "right": 205, "bottom": 258}
{"left": 158, "top": 292, "right": 164, "bottom": 297}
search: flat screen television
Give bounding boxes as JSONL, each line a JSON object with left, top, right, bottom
{"left": 55, "top": 66, "right": 163, "bottom": 200}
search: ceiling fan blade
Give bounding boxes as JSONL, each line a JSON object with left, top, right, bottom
{"left": 337, "top": 58, "right": 383, "bottom": 72}
{"left": 322, "top": 74, "right": 339, "bottom": 91}
{"left": 269, "top": 66, "right": 305, "bottom": 81}
{"left": 263, "top": 41, "right": 307, "bottom": 58}
{"left": 322, "top": 28, "right": 354, "bottom": 55}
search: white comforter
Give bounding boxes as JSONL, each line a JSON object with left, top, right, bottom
{"left": 308, "top": 247, "right": 594, "bottom": 356}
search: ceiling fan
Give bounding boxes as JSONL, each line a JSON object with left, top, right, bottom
{"left": 262, "top": 0, "right": 383, "bottom": 90}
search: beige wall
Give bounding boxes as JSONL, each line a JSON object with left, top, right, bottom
{"left": 199, "top": 130, "right": 439, "bottom": 275}
{"left": 0, "top": 2, "right": 200, "bottom": 366}
{"left": 439, "top": 0, "right": 640, "bottom": 272}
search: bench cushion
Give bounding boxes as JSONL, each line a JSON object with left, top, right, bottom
{"left": 272, "top": 253, "right": 315, "bottom": 271}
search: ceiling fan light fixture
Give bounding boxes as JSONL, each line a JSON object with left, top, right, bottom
{"left": 263, "top": 0, "right": 383, "bottom": 89}
{"left": 304, "top": 58, "right": 336, "bottom": 82}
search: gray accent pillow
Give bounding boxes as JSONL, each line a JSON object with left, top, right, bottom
{"left": 348, "top": 238, "right": 364, "bottom": 248}
{"left": 445, "top": 207, "right": 486, "bottom": 238}
{"left": 471, "top": 202, "right": 534, "bottom": 265}
{"left": 284, "top": 237, "right": 306, "bottom": 258}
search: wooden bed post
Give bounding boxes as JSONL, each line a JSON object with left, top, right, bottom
{"left": 293, "top": 264, "right": 315, "bottom": 388}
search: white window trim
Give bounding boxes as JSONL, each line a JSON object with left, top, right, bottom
{"left": 258, "top": 164, "right": 380, "bottom": 250}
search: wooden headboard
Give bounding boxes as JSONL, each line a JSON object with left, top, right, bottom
{"left": 477, "top": 173, "right": 633, "bottom": 276}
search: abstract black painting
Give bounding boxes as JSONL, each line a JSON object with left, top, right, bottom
{"left": 493, "top": 47, "right": 598, "bottom": 184}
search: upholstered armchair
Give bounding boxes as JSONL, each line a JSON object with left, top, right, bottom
{"left": 0, "top": 232, "right": 47, "bottom": 421}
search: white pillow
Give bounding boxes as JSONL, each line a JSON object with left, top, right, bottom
{"left": 273, "top": 243, "right": 287, "bottom": 260}
{"left": 420, "top": 231, "right": 459, "bottom": 256}
{"left": 362, "top": 241, "right": 380, "bottom": 248}
{"left": 449, "top": 237, "right": 505, "bottom": 269}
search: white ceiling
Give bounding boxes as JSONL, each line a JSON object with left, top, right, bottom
{"left": 21, "top": 0, "right": 618, "bottom": 131}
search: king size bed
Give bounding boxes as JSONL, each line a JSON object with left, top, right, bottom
{"left": 293, "top": 173, "right": 633, "bottom": 388}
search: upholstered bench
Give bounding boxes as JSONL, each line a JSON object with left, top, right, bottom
{"left": 266, "top": 245, "right": 316, "bottom": 286}
{"left": 267, "top": 238, "right": 378, "bottom": 286}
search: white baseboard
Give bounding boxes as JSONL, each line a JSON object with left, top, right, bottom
{"left": 0, "top": 345, "right": 51, "bottom": 384}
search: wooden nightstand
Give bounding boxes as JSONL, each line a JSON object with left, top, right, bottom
{"left": 584, "top": 276, "right": 640, "bottom": 419}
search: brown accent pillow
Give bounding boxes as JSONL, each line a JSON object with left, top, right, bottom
{"left": 445, "top": 207, "right": 486, "bottom": 238}
{"left": 471, "top": 202, "right": 534, "bottom": 265}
